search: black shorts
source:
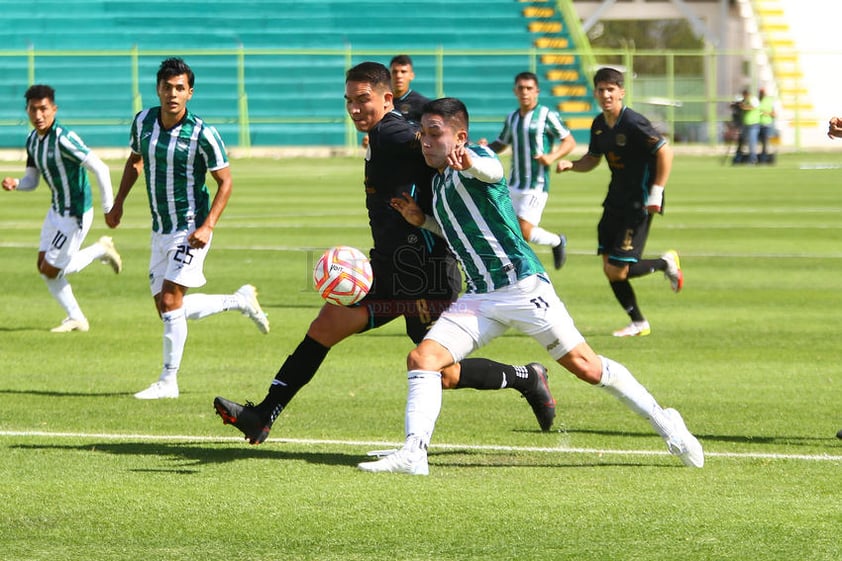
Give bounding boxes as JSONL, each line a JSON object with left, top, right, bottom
{"left": 357, "top": 250, "right": 461, "bottom": 344}
{"left": 597, "top": 208, "right": 653, "bottom": 266}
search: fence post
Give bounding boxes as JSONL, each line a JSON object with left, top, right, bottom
{"left": 237, "top": 45, "right": 251, "bottom": 155}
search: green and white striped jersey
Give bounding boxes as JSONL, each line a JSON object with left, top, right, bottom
{"left": 129, "top": 107, "right": 229, "bottom": 233}
{"left": 431, "top": 144, "right": 545, "bottom": 294}
{"left": 494, "top": 104, "right": 570, "bottom": 192}
{"left": 25, "top": 120, "right": 93, "bottom": 217}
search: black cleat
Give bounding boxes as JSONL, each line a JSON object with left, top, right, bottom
{"left": 521, "top": 363, "right": 556, "bottom": 431}
{"left": 837, "top": 428, "right": 842, "bottom": 440}
{"left": 214, "top": 396, "right": 273, "bottom": 445}
{"left": 552, "top": 234, "right": 567, "bottom": 270}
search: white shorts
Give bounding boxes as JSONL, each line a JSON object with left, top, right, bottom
{"left": 148, "top": 229, "right": 212, "bottom": 295}
{"left": 39, "top": 207, "right": 93, "bottom": 270}
{"left": 508, "top": 188, "right": 549, "bottom": 226}
{"left": 425, "top": 273, "right": 585, "bottom": 363}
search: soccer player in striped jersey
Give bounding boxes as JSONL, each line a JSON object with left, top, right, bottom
{"left": 213, "top": 62, "right": 557, "bottom": 445}
{"left": 483, "top": 72, "right": 576, "bottom": 270}
{"left": 105, "top": 58, "right": 269, "bottom": 400}
{"left": 556, "top": 67, "right": 682, "bottom": 338}
{"left": 2, "top": 84, "right": 122, "bottom": 333}
{"left": 359, "top": 97, "right": 703, "bottom": 474}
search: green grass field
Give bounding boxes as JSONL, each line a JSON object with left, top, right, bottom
{"left": 1, "top": 152, "right": 840, "bottom": 560}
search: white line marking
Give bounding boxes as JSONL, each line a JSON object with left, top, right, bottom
{"left": 2, "top": 431, "right": 839, "bottom": 462}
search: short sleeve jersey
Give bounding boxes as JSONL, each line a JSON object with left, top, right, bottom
{"left": 25, "top": 120, "right": 93, "bottom": 218}
{"left": 129, "top": 107, "right": 229, "bottom": 233}
{"left": 393, "top": 90, "right": 430, "bottom": 124}
{"left": 495, "top": 104, "right": 571, "bottom": 192}
{"left": 431, "top": 144, "right": 545, "bottom": 294}
{"left": 587, "top": 106, "right": 666, "bottom": 214}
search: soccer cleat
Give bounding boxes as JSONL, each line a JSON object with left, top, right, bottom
{"left": 235, "top": 284, "right": 270, "bottom": 334}
{"left": 837, "top": 428, "right": 842, "bottom": 440}
{"left": 134, "top": 380, "right": 179, "bottom": 399}
{"left": 612, "top": 321, "right": 651, "bottom": 338}
{"left": 662, "top": 250, "right": 683, "bottom": 292}
{"left": 50, "top": 316, "right": 90, "bottom": 333}
{"left": 551, "top": 234, "right": 567, "bottom": 270}
{"left": 97, "top": 236, "right": 122, "bottom": 274}
{"left": 357, "top": 436, "right": 429, "bottom": 475}
{"left": 520, "top": 363, "right": 556, "bottom": 431}
{"left": 213, "top": 396, "right": 275, "bottom": 445}
{"left": 663, "top": 408, "right": 704, "bottom": 468}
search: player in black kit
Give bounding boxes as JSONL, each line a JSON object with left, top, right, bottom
{"left": 557, "top": 67, "right": 683, "bottom": 338}
{"left": 389, "top": 54, "right": 430, "bottom": 124}
{"left": 213, "top": 62, "right": 557, "bottom": 444}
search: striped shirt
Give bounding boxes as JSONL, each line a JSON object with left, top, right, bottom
{"left": 431, "top": 144, "right": 545, "bottom": 294}
{"left": 129, "top": 107, "right": 229, "bottom": 233}
{"left": 24, "top": 120, "right": 93, "bottom": 217}
{"left": 494, "top": 104, "right": 570, "bottom": 192}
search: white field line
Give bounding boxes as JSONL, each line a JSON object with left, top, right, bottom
{"left": 1, "top": 430, "right": 840, "bottom": 463}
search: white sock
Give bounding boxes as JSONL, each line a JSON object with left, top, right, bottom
{"left": 597, "top": 355, "right": 673, "bottom": 438}
{"left": 62, "top": 243, "right": 106, "bottom": 276}
{"left": 42, "top": 275, "right": 85, "bottom": 320}
{"left": 182, "top": 293, "right": 241, "bottom": 321}
{"left": 160, "top": 308, "right": 187, "bottom": 384}
{"left": 404, "top": 369, "right": 442, "bottom": 449}
{"left": 528, "top": 226, "right": 561, "bottom": 247}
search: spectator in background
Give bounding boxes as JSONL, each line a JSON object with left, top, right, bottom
{"left": 2, "top": 84, "right": 122, "bottom": 333}
{"left": 736, "top": 88, "right": 760, "bottom": 164}
{"left": 482, "top": 71, "right": 575, "bottom": 270}
{"left": 757, "top": 88, "right": 777, "bottom": 163}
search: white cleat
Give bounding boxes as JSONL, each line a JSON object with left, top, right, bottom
{"left": 663, "top": 408, "right": 704, "bottom": 468}
{"left": 612, "top": 320, "right": 651, "bottom": 338}
{"left": 50, "top": 317, "right": 90, "bottom": 333}
{"left": 358, "top": 438, "right": 429, "bottom": 475}
{"left": 134, "top": 380, "right": 179, "bottom": 400}
{"left": 662, "top": 250, "right": 683, "bottom": 292}
{"left": 97, "top": 236, "right": 122, "bottom": 274}
{"left": 236, "top": 284, "right": 270, "bottom": 334}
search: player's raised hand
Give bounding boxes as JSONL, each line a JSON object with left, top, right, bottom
{"left": 390, "top": 192, "right": 425, "bottom": 227}
{"left": 447, "top": 144, "right": 472, "bottom": 171}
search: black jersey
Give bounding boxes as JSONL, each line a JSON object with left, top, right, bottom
{"left": 393, "top": 90, "right": 430, "bottom": 123}
{"left": 363, "top": 110, "right": 457, "bottom": 298}
{"left": 587, "top": 106, "right": 666, "bottom": 214}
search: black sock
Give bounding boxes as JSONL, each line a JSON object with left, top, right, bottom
{"left": 628, "top": 258, "right": 666, "bottom": 278}
{"left": 609, "top": 280, "right": 646, "bottom": 323}
{"left": 258, "top": 335, "right": 330, "bottom": 414}
{"left": 455, "top": 358, "right": 533, "bottom": 392}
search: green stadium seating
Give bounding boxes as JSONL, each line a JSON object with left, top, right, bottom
{"left": 1, "top": 0, "right": 593, "bottom": 148}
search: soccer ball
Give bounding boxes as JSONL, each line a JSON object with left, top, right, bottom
{"left": 313, "top": 246, "right": 373, "bottom": 306}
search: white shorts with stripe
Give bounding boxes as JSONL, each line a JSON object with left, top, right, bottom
{"left": 508, "top": 187, "right": 549, "bottom": 226}
{"left": 425, "top": 273, "right": 585, "bottom": 364}
{"left": 148, "top": 229, "right": 212, "bottom": 296}
{"left": 39, "top": 207, "right": 93, "bottom": 270}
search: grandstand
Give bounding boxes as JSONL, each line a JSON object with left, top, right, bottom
{"left": 0, "top": 0, "right": 594, "bottom": 148}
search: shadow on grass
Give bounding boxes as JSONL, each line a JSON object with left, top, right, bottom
{"left": 0, "top": 389, "right": 133, "bottom": 397}
{"left": 543, "top": 427, "right": 834, "bottom": 447}
{"left": 10, "top": 441, "right": 360, "bottom": 473}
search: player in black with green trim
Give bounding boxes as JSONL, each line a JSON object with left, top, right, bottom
{"left": 557, "top": 67, "right": 683, "bottom": 338}
{"left": 213, "top": 62, "right": 556, "bottom": 444}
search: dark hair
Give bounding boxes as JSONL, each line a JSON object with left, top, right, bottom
{"left": 389, "top": 54, "right": 413, "bottom": 68}
{"left": 593, "top": 67, "right": 624, "bottom": 88}
{"left": 25, "top": 84, "right": 55, "bottom": 104}
{"left": 514, "top": 71, "right": 539, "bottom": 86}
{"left": 157, "top": 57, "right": 195, "bottom": 87}
{"left": 346, "top": 61, "right": 391, "bottom": 90}
{"left": 422, "top": 97, "right": 469, "bottom": 131}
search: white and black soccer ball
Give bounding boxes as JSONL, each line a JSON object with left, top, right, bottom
{"left": 313, "top": 246, "right": 373, "bottom": 306}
